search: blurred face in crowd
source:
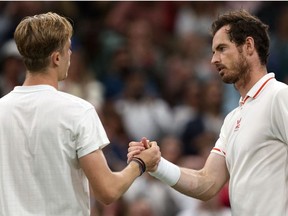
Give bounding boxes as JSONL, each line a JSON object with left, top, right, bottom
{"left": 211, "top": 25, "right": 250, "bottom": 85}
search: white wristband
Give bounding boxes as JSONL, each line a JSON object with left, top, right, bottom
{"left": 149, "top": 157, "right": 181, "bottom": 186}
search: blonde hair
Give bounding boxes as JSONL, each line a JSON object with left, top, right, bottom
{"left": 14, "top": 12, "right": 73, "bottom": 72}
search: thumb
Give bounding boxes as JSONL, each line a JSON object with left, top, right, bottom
{"left": 149, "top": 141, "right": 157, "bottom": 148}
{"left": 141, "top": 137, "right": 150, "bottom": 149}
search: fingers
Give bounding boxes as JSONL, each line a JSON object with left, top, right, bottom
{"left": 127, "top": 149, "right": 141, "bottom": 161}
{"left": 129, "top": 141, "right": 144, "bottom": 148}
{"left": 128, "top": 142, "right": 145, "bottom": 154}
{"left": 127, "top": 141, "right": 145, "bottom": 163}
{"left": 127, "top": 139, "right": 158, "bottom": 165}
{"left": 141, "top": 137, "right": 150, "bottom": 149}
{"left": 127, "top": 147, "right": 143, "bottom": 164}
{"left": 134, "top": 141, "right": 161, "bottom": 172}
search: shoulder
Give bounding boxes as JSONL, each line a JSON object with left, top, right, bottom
{"left": 268, "top": 79, "right": 288, "bottom": 101}
{"left": 273, "top": 84, "right": 288, "bottom": 102}
{"left": 54, "top": 91, "right": 97, "bottom": 120}
{"left": 56, "top": 91, "right": 94, "bottom": 110}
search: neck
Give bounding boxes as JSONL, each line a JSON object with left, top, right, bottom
{"left": 23, "top": 70, "right": 58, "bottom": 89}
{"left": 235, "top": 65, "right": 268, "bottom": 98}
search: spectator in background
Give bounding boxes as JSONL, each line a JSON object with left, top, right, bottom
{"left": 125, "top": 18, "right": 163, "bottom": 81}
{"left": 102, "top": 46, "right": 130, "bottom": 100}
{"left": 100, "top": 100, "right": 131, "bottom": 171}
{"left": 124, "top": 173, "right": 180, "bottom": 216}
{"left": 59, "top": 48, "right": 105, "bottom": 111}
{"left": 126, "top": 196, "right": 155, "bottom": 216}
{"left": 160, "top": 54, "right": 195, "bottom": 108}
{"left": 171, "top": 78, "right": 201, "bottom": 137}
{"left": 181, "top": 77, "right": 224, "bottom": 155}
{"left": 0, "top": 39, "right": 25, "bottom": 97}
{"left": 267, "top": 5, "right": 288, "bottom": 84}
{"left": 0, "top": 2, "right": 46, "bottom": 45}
{"left": 115, "top": 68, "right": 174, "bottom": 141}
{"left": 158, "top": 136, "right": 183, "bottom": 165}
{"left": 174, "top": 1, "right": 224, "bottom": 38}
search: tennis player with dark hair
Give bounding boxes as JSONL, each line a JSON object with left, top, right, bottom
{"left": 129, "top": 9, "right": 288, "bottom": 216}
{"left": 0, "top": 12, "right": 160, "bottom": 216}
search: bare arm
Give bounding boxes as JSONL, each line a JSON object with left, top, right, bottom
{"left": 128, "top": 141, "right": 229, "bottom": 201}
{"left": 80, "top": 142, "right": 160, "bottom": 205}
{"left": 173, "top": 153, "right": 229, "bottom": 201}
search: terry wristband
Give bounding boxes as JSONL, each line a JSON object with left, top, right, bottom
{"left": 149, "top": 157, "right": 181, "bottom": 186}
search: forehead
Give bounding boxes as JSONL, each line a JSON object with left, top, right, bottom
{"left": 212, "top": 25, "right": 231, "bottom": 50}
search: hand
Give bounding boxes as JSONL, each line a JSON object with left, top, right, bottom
{"left": 127, "top": 137, "right": 150, "bottom": 163}
{"left": 141, "top": 137, "right": 151, "bottom": 149}
{"left": 134, "top": 141, "right": 161, "bottom": 172}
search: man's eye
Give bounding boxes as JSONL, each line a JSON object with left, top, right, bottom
{"left": 219, "top": 47, "right": 225, "bottom": 51}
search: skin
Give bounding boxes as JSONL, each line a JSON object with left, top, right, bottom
{"left": 23, "top": 40, "right": 72, "bottom": 88}
{"left": 80, "top": 142, "right": 160, "bottom": 204}
{"left": 128, "top": 25, "right": 268, "bottom": 201}
{"left": 22, "top": 38, "right": 161, "bottom": 205}
{"left": 211, "top": 25, "right": 268, "bottom": 98}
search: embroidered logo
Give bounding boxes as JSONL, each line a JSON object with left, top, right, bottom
{"left": 234, "top": 118, "right": 242, "bottom": 131}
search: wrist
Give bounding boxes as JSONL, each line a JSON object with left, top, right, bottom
{"left": 129, "top": 157, "right": 146, "bottom": 176}
{"left": 149, "top": 157, "right": 181, "bottom": 186}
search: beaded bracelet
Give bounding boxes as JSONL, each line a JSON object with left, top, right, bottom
{"left": 130, "top": 157, "right": 146, "bottom": 176}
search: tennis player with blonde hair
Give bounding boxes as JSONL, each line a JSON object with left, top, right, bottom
{"left": 0, "top": 12, "right": 160, "bottom": 216}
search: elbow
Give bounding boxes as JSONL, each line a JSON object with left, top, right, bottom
{"left": 99, "top": 197, "right": 115, "bottom": 205}
{"left": 198, "top": 194, "right": 215, "bottom": 202}
{"left": 196, "top": 187, "right": 219, "bottom": 202}
{"left": 94, "top": 188, "right": 121, "bottom": 205}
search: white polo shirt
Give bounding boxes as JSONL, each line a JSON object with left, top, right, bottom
{"left": 0, "top": 85, "right": 109, "bottom": 216}
{"left": 212, "top": 73, "right": 288, "bottom": 216}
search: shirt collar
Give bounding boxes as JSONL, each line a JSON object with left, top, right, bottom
{"left": 13, "top": 85, "right": 57, "bottom": 93}
{"left": 239, "top": 73, "right": 275, "bottom": 105}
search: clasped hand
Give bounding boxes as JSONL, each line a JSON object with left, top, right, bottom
{"left": 127, "top": 137, "right": 161, "bottom": 172}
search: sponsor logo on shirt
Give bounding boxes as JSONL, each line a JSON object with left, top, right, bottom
{"left": 234, "top": 118, "right": 241, "bottom": 131}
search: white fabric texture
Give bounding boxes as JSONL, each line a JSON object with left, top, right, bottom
{"left": 149, "top": 157, "right": 181, "bottom": 186}
{"left": 0, "top": 85, "right": 109, "bottom": 216}
{"left": 212, "top": 73, "right": 288, "bottom": 216}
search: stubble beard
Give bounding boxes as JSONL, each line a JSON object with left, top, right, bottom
{"left": 221, "top": 53, "right": 250, "bottom": 87}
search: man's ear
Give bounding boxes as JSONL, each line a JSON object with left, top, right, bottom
{"left": 245, "top": 36, "right": 255, "bottom": 56}
{"left": 51, "top": 51, "right": 60, "bottom": 67}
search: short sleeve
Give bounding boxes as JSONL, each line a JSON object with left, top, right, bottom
{"left": 211, "top": 117, "right": 228, "bottom": 157}
{"left": 76, "top": 108, "right": 110, "bottom": 158}
{"left": 271, "top": 87, "right": 288, "bottom": 145}
{"left": 211, "top": 136, "right": 226, "bottom": 157}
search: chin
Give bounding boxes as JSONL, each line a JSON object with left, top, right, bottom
{"left": 221, "top": 75, "right": 234, "bottom": 84}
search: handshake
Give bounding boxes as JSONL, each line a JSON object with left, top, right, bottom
{"left": 127, "top": 137, "right": 160, "bottom": 173}
{"left": 127, "top": 137, "right": 181, "bottom": 187}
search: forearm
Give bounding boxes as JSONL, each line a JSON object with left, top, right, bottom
{"left": 173, "top": 167, "right": 219, "bottom": 201}
{"left": 80, "top": 150, "right": 144, "bottom": 205}
{"left": 87, "top": 142, "right": 160, "bottom": 204}
{"left": 94, "top": 161, "right": 142, "bottom": 204}
{"left": 149, "top": 155, "right": 228, "bottom": 201}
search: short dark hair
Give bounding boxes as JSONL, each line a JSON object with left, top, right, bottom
{"left": 211, "top": 9, "right": 270, "bottom": 65}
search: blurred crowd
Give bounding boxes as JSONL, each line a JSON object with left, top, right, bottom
{"left": 1, "top": 1, "right": 288, "bottom": 216}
